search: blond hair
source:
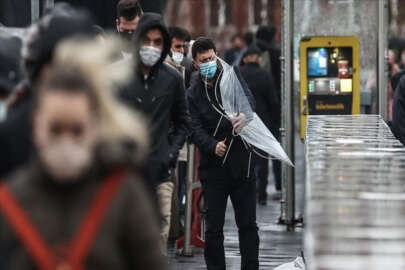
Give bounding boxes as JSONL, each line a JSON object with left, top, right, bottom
{"left": 51, "top": 36, "right": 148, "bottom": 162}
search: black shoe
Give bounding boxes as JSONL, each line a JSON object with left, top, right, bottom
{"left": 269, "top": 191, "right": 282, "bottom": 201}
{"left": 258, "top": 198, "right": 267, "bottom": 206}
{"left": 258, "top": 193, "right": 267, "bottom": 205}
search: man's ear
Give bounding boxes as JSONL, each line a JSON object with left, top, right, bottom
{"left": 116, "top": 19, "right": 120, "bottom": 29}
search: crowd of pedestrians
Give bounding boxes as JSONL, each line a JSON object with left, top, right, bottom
{"left": 0, "top": 1, "right": 283, "bottom": 269}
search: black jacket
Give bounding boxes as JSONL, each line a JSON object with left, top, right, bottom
{"left": 392, "top": 74, "right": 405, "bottom": 145}
{"left": 0, "top": 84, "right": 33, "bottom": 178}
{"left": 118, "top": 13, "right": 189, "bottom": 186}
{"left": 187, "top": 67, "right": 256, "bottom": 180}
{"left": 239, "top": 62, "right": 280, "bottom": 132}
{"left": 256, "top": 39, "right": 282, "bottom": 99}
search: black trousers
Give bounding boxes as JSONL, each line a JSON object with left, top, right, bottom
{"left": 255, "top": 125, "right": 282, "bottom": 196}
{"left": 201, "top": 176, "right": 259, "bottom": 270}
{"left": 255, "top": 158, "right": 282, "bottom": 199}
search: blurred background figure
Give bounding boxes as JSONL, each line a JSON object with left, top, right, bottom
{"left": 116, "top": 0, "right": 142, "bottom": 42}
{"left": 168, "top": 26, "right": 194, "bottom": 89}
{"left": 224, "top": 33, "right": 245, "bottom": 66}
{"left": 0, "top": 36, "right": 22, "bottom": 122}
{"left": 244, "top": 31, "right": 255, "bottom": 47}
{"left": 256, "top": 24, "right": 281, "bottom": 94}
{"left": 0, "top": 5, "right": 95, "bottom": 178}
{"left": 166, "top": 26, "right": 194, "bottom": 242}
{"left": 116, "top": 0, "right": 142, "bottom": 58}
{"left": 239, "top": 46, "right": 281, "bottom": 204}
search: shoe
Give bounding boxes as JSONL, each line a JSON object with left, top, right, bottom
{"left": 258, "top": 193, "right": 267, "bottom": 205}
{"left": 269, "top": 191, "right": 282, "bottom": 201}
{"left": 258, "top": 198, "right": 267, "bottom": 206}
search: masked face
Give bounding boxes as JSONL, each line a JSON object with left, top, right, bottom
{"left": 33, "top": 91, "right": 98, "bottom": 183}
{"left": 199, "top": 60, "right": 217, "bottom": 79}
{"left": 171, "top": 50, "right": 184, "bottom": 65}
{"left": 195, "top": 49, "right": 218, "bottom": 80}
{"left": 139, "top": 45, "right": 162, "bottom": 67}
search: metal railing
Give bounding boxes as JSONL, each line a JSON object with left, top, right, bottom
{"left": 181, "top": 143, "right": 195, "bottom": 256}
{"left": 305, "top": 115, "right": 405, "bottom": 270}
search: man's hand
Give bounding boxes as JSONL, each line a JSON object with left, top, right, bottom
{"left": 215, "top": 139, "right": 227, "bottom": 157}
{"left": 232, "top": 113, "right": 246, "bottom": 133}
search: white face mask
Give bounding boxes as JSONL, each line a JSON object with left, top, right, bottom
{"left": 38, "top": 139, "right": 94, "bottom": 183}
{"left": 171, "top": 50, "right": 184, "bottom": 65}
{"left": 139, "top": 46, "right": 162, "bottom": 67}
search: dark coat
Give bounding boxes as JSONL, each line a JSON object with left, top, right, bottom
{"left": 239, "top": 62, "right": 280, "bottom": 133}
{"left": 187, "top": 67, "right": 256, "bottom": 181}
{"left": 0, "top": 84, "right": 33, "bottom": 178}
{"left": 256, "top": 39, "right": 282, "bottom": 97}
{"left": 392, "top": 74, "right": 405, "bottom": 145}
{"left": 181, "top": 56, "right": 194, "bottom": 89}
{"left": 391, "top": 69, "right": 405, "bottom": 92}
{"left": 118, "top": 13, "right": 189, "bottom": 186}
{"left": 0, "top": 162, "right": 166, "bottom": 270}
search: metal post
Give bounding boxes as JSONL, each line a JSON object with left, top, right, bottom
{"left": 31, "top": 0, "right": 40, "bottom": 23}
{"left": 378, "top": 0, "right": 388, "bottom": 120}
{"left": 280, "top": 0, "right": 295, "bottom": 229}
{"left": 44, "top": 0, "right": 54, "bottom": 12}
{"left": 182, "top": 144, "right": 195, "bottom": 257}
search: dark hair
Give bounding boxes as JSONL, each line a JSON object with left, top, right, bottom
{"left": 168, "top": 26, "right": 190, "bottom": 42}
{"left": 22, "top": 6, "right": 94, "bottom": 87}
{"left": 192, "top": 37, "right": 216, "bottom": 59}
{"left": 117, "top": 0, "right": 141, "bottom": 21}
{"left": 256, "top": 24, "right": 277, "bottom": 43}
{"left": 35, "top": 65, "right": 98, "bottom": 112}
{"left": 244, "top": 32, "right": 254, "bottom": 46}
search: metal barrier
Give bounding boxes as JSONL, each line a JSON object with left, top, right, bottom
{"left": 305, "top": 115, "right": 405, "bottom": 270}
{"left": 182, "top": 143, "right": 195, "bottom": 256}
{"left": 178, "top": 144, "right": 205, "bottom": 256}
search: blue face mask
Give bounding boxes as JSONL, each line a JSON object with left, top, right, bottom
{"left": 200, "top": 60, "right": 217, "bottom": 79}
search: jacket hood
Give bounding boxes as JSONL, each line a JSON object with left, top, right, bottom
{"left": 133, "top": 12, "right": 170, "bottom": 69}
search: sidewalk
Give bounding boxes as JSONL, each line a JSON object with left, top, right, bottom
{"left": 169, "top": 132, "right": 305, "bottom": 269}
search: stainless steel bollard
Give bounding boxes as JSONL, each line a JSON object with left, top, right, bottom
{"left": 44, "top": 0, "right": 54, "bottom": 11}
{"left": 31, "top": 0, "right": 40, "bottom": 22}
{"left": 181, "top": 144, "right": 195, "bottom": 257}
{"left": 280, "top": 0, "right": 295, "bottom": 227}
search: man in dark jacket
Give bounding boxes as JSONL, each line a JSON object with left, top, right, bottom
{"left": 118, "top": 12, "right": 189, "bottom": 255}
{"left": 187, "top": 37, "right": 259, "bottom": 270}
{"left": 240, "top": 46, "right": 282, "bottom": 204}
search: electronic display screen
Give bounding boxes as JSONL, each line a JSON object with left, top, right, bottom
{"left": 307, "top": 48, "right": 328, "bottom": 76}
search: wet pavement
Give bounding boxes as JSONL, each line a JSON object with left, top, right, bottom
{"left": 169, "top": 131, "right": 305, "bottom": 270}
